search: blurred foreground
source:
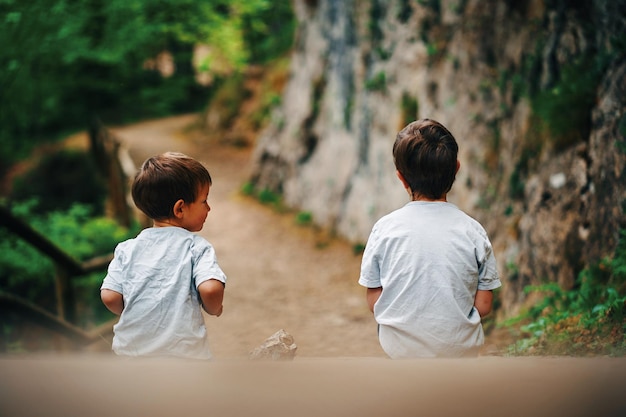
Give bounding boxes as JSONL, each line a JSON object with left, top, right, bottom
{"left": 1, "top": 354, "right": 625, "bottom": 417}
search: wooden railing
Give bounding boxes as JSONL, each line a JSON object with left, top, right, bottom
{"left": 0, "top": 204, "right": 116, "bottom": 349}
{"left": 0, "top": 121, "right": 136, "bottom": 351}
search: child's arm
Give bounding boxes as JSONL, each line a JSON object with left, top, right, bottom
{"left": 198, "top": 279, "right": 225, "bottom": 317}
{"left": 366, "top": 287, "right": 382, "bottom": 313}
{"left": 101, "top": 289, "right": 124, "bottom": 315}
{"left": 474, "top": 290, "right": 493, "bottom": 317}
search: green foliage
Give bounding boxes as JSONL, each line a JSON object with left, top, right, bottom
{"left": 418, "top": 0, "right": 441, "bottom": 15}
{"left": 241, "top": 181, "right": 283, "bottom": 209}
{"left": 0, "top": 0, "right": 271, "bottom": 172}
{"left": 617, "top": 114, "right": 626, "bottom": 154}
{"left": 208, "top": 74, "right": 248, "bottom": 130}
{"left": 0, "top": 208, "right": 55, "bottom": 305}
{"left": 375, "top": 47, "right": 393, "bottom": 61}
{"left": 401, "top": 92, "right": 419, "bottom": 126}
{"left": 257, "top": 188, "right": 282, "bottom": 207}
{"left": 426, "top": 43, "right": 438, "bottom": 57}
{"left": 251, "top": 91, "right": 283, "bottom": 130}
{"left": 504, "top": 229, "right": 626, "bottom": 356}
{"left": 365, "top": 71, "right": 387, "bottom": 92}
{"left": 530, "top": 56, "right": 600, "bottom": 150}
{"left": 295, "top": 211, "right": 313, "bottom": 226}
{"left": 397, "top": 0, "right": 413, "bottom": 23}
{"left": 241, "top": 2, "right": 295, "bottom": 64}
{"left": 612, "top": 229, "right": 626, "bottom": 283}
{"left": 343, "top": 71, "right": 356, "bottom": 130}
{"left": 352, "top": 242, "right": 366, "bottom": 255}
{"left": 369, "top": 0, "right": 385, "bottom": 44}
{"left": 0, "top": 201, "right": 139, "bottom": 318}
{"left": 31, "top": 204, "right": 138, "bottom": 261}
{"left": 241, "top": 181, "right": 256, "bottom": 196}
{"left": 11, "top": 149, "right": 107, "bottom": 215}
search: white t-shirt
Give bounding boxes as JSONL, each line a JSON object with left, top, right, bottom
{"left": 358, "top": 201, "right": 501, "bottom": 358}
{"left": 101, "top": 227, "right": 227, "bottom": 359}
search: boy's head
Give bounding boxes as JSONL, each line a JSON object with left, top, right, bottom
{"left": 393, "top": 118, "right": 459, "bottom": 200}
{"left": 131, "top": 152, "right": 212, "bottom": 221}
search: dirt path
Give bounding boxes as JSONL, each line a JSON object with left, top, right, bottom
{"left": 110, "top": 114, "right": 386, "bottom": 358}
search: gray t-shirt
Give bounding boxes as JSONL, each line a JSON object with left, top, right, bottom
{"left": 359, "top": 201, "right": 501, "bottom": 358}
{"left": 101, "top": 226, "right": 226, "bottom": 359}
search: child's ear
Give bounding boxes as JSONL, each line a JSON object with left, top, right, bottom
{"left": 172, "top": 199, "right": 185, "bottom": 219}
{"left": 456, "top": 160, "right": 461, "bottom": 174}
{"left": 396, "top": 170, "right": 410, "bottom": 190}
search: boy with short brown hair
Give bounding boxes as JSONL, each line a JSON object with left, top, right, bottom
{"left": 359, "top": 119, "right": 501, "bottom": 358}
{"left": 101, "top": 152, "right": 226, "bottom": 359}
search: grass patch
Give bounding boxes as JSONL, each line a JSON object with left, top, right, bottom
{"left": 352, "top": 242, "right": 366, "bottom": 255}
{"left": 240, "top": 181, "right": 285, "bottom": 211}
{"left": 295, "top": 211, "right": 313, "bottom": 226}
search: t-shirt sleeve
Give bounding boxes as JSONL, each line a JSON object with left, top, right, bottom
{"left": 100, "top": 243, "right": 125, "bottom": 293}
{"left": 476, "top": 236, "right": 501, "bottom": 291}
{"left": 358, "top": 224, "right": 382, "bottom": 288}
{"left": 192, "top": 237, "right": 227, "bottom": 289}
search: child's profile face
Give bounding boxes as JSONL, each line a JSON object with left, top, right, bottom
{"left": 181, "top": 183, "right": 211, "bottom": 232}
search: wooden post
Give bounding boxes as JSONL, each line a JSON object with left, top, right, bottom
{"left": 89, "top": 118, "right": 133, "bottom": 228}
{"left": 108, "top": 139, "right": 132, "bottom": 228}
{"left": 54, "top": 265, "right": 76, "bottom": 324}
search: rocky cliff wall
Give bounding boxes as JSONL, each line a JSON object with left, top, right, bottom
{"left": 249, "top": 0, "right": 626, "bottom": 315}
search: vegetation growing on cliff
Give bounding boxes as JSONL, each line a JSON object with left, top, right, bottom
{"left": 505, "top": 229, "right": 626, "bottom": 356}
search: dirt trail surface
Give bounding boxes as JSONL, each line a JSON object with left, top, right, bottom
{"left": 2, "top": 115, "right": 626, "bottom": 417}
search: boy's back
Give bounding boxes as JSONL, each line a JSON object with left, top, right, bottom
{"left": 358, "top": 119, "right": 501, "bottom": 358}
{"left": 100, "top": 152, "right": 226, "bottom": 360}
{"left": 359, "top": 201, "right": 499, "bottom": 358}
{"left": 103, "top": 227, "right": 226, "bottom": 359}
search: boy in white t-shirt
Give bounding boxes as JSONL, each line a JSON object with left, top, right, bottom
{"left": 359, "top": 119, "right": 501, "bottom": 358}
{"left": 101, "top": 152, "right": 226, "bottom": 359}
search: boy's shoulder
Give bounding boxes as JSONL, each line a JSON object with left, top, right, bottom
{"left": 118, "top": 227, "right": 210, "bottom": 247}
{"left": 114, "top": 227, "right": 214, "bottom": 260}
{"left": 375, "top": 201, "right": 486, "bottom": 230}
{"left": 379, "top": 201, "right": 455, "bottom": 219}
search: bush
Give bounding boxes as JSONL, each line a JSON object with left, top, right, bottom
{"left": 0, "top": 201, "right": 139, "bottom": 321}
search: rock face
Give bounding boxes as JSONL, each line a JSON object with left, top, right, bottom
{"left": 249, "top": 0, "right": 626, "bottom": 315}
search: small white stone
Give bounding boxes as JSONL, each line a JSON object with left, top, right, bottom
{"left": 549, "top": 172, "right": 567, "bottom": 189}
{"left": 249, "top": 329, "right": 297, "bottom": 361}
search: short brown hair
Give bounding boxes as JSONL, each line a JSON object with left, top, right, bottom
{"left": 393, "top": 119, "right": 458, "bottom": 200}
{"left": 131, "top": 152, "right": 212, "bottom": 220}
